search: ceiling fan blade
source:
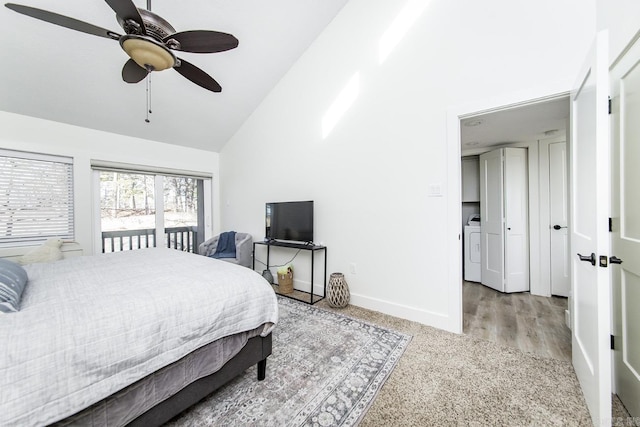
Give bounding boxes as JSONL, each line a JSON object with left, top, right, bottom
{"left": 5, "top": 3, "right": 120, "bottom": 40}
{"left": 164, "top": 30, "right": 238, "bottom": 53}
{"left": 122, "top": 59, "right": 148, "bottom": 83}
{"left": 174, "top": 58, "right": 222, "bottom": 92}
{"left": 104, "top": 0, "right": 145, "bottom": 34}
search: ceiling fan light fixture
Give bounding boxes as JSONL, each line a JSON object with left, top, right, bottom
{"left": 120, "top": 34, "right": 176, "bottom": 71}
{"left": 7, "top": 0, "right": 237, "bottom": 93}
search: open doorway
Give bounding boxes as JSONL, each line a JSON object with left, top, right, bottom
{"left": 458, "top": 95, "right": 572, "bottom": 361}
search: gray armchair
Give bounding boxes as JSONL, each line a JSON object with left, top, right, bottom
{"left": 198, "top": 232, "right": 253, "bottom": 268}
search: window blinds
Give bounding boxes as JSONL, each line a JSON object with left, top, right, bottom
{"left": 90, "top": 160, "right": 213, "bottom": 179}
{"left": 0, "top": 150, "right": 74, "bottom": 245}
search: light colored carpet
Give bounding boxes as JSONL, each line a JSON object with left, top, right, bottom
{"left": 166, "top": 296, "right": 410, "bottom": 426}
{"left": 612, "top": 395, "right": 639, "bottom": 427}
{"left": 315, "top": 300, "right": 593, "bottom": 426}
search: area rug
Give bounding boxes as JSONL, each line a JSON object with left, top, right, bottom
{"left": 166, "top": 296, "right": 411, "bottom": 427}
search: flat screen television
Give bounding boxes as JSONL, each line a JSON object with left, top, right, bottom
{"left": 265, "top": 201, "right": 314, "bottom": 243}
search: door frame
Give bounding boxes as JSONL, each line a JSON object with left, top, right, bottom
{"left": 539, "top": 136, "right": 570, "bottom": 298}
{"left": 447, "top": 86, "right": 570, "bottom": 334}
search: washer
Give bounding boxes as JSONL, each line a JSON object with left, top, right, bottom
{"left": 464, "top": 215, "right": 481, "bottom": 282}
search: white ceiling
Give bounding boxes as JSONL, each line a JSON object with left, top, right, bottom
{"left": 0, "top": 0, "right": 349, "bottom": 152}
{"left": 461, "top": 96, "right": 569, "bottom": 154}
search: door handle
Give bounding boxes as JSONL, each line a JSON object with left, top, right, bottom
{"left": 553, "top": 225, "right": 568, "bottom": 230}
{"left": 577, "top": 252, "right": 596, "bottom": 266}
{"left": 610, "top": 256, "right": 623, "bottom": 264}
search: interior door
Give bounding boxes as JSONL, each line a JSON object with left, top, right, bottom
{"left": 549, "top": 142, "right": 570, "bottom": 297}
{"left": 480, "top": 149, "right": 504, "bottom": 292}
{"left": 570, "top": 31, "right": 611, "bottom": 425}
{"left": 503, "top": 147, "right": 529, "bottom": 293}
{"left": 610, "top": 30, "right": 640, "bottom": 418}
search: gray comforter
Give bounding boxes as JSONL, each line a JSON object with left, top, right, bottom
{"left": 0, "top": 248, "right": 278, "bottom": 426}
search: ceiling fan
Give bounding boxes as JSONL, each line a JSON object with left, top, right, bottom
{"left": 4, "top": 0, "right": 238, "bottom": 93}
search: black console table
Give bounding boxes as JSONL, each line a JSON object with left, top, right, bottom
{"left": 252, "top": 241, "right": 327, "bottom": 305}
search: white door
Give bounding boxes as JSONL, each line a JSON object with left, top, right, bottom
{"left": 570, "top": 31, "right": 611, "bottom": 426}
{"left": 549, "top": 142, "right": 570, "bottom": 297}
{"left": 480, "top": 149, "right": 504, "bottom": 291}
{"left": 610, "top": 30, "right": 640, "bottom": 418}
{"left": 503, "top": 147, "right": 529, "bottom": 293}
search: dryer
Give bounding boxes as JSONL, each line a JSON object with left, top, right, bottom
{"left": 464, "top": 214, "right": 481, "bottom": 282}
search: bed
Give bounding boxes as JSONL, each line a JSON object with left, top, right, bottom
{"left": 0, "top": 248, "right": 279, "bottom": 426}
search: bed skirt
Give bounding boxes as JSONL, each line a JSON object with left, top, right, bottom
{"left": 51, "top": 331, "right": 272, "bottom": 427}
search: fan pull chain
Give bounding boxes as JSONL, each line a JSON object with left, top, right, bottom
{"left": 145, "top": 72, "right": 152, "bottom": 123}
{"left": 144, "top": 0, "right": 152, "bottom": 123}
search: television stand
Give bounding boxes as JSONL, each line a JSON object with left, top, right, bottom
{"left": 252, "top": 241, "right": 327, "bottom": 305}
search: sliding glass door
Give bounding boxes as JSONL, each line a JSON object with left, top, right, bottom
{"left": 95, "top": 170, "right": 207, "bottom": 254}
{"left": 162, "top": 176, "right": 202, "bottom": 252}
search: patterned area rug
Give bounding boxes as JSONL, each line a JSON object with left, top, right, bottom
{"left": 167, "top": 296, "right": 411, "bottom": 426}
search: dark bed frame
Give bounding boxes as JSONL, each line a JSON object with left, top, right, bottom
{"left": 127, "top": 333, "right": 272, "bottom": 426}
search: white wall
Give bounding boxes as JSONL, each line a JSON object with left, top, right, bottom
{"left": 220, "top": 0, "right": 596, "bottom": 332}
{"left": 597, "top": 0, "right": 640, "bottom": 64}
{"left": 0, "top": 111, "right": 220, "bottom": 256}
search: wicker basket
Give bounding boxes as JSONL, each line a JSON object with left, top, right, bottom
{"left": 277, "top": 269, "right": 294, "bottom": 294}
{"left": 327, "top": 272, "right": 350, "bottom": 308}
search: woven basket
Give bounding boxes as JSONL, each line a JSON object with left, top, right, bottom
{"left": 277, "top": 270, "right": 294, "bottom": 294}
{"left": 327, "top": 272, "right": 350, "bottom": 308}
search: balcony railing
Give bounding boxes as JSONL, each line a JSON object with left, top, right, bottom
{"left": 165, "top": 226, "right": 198, "bottom": 253}
{"left": 102, "top": 226, "right": 199, "bottom": 254}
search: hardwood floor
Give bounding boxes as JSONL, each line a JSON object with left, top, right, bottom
{"left": 463, "top": 280, "right": 571, "bottom": 361}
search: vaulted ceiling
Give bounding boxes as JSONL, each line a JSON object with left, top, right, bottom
{"left": 0, "top": 0, "right": 349, "bottom": 152}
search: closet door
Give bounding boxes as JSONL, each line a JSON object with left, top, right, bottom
{"left": 461, "top": 157, "right": 480, "bottom": 202}
{"left": 503, "top": 147, "right": 529, "bottom": 292}
{"left": 480, "top": 149, "right": 504, "bottom": 291}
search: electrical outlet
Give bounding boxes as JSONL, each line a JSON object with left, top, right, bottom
{"left": 427, "top": 183, "right": 443, "bottom": 197}
{"left": 349, "top": 263, "right": 357, "bottom": 275}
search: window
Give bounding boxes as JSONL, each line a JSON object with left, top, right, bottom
{"left": 100, "top": 172, "right": 157, "bottom": 232}
{"left": 0, "top": 150, "right": 74, "bottom": 246}
{"left": 92, "top": 163, "right": 210, "bottom": 254}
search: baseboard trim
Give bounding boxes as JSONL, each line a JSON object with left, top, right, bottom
{"left": 287, "top": 283, "right": 457, "bottom": 334}
{"left": 348, "top": 292, "right": 457, "bottom": 333}
{"left": 293, "top": 284, "right": 458, "bottom": 333}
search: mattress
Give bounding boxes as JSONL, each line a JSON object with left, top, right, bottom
{"left": 0, "top": 248, "right": 278, "bottom": 426}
